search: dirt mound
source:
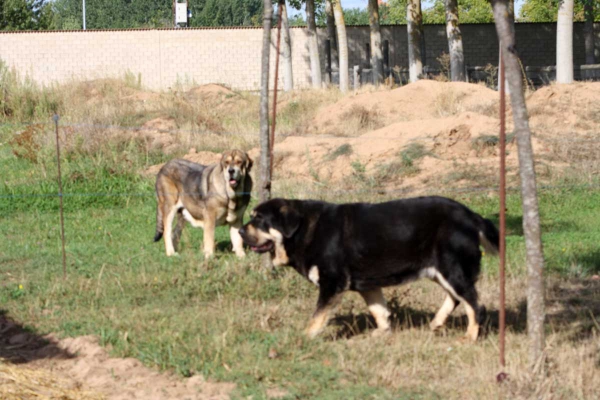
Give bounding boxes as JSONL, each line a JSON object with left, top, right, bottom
{"left": 268, "top": 111, "right": 506, "bottom": 187}
{"left": 527, "top": 82, "right": 600, "bottom": 134}
{"left": 308, "top": 80, "right": 498, "bottom": 136}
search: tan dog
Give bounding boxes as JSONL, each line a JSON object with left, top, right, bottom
{"left": 154, "top": 150, "right": 253, "bottom": 258}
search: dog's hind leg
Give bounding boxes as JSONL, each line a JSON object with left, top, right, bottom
{"left": 163, "top": 205, "right": 179, "bottom": 256}
{"left": 172, "top": 211, "right": 185, "bottom": 252}
{"left": 433, "top": 271, "right": 482, "bottom": 341}
{"left": 359, "top": 288, "right": 391, "bottom": 336}
{"left": 429, "top": 294, "right": 459, "bottom": 331}
{"left": 202, "top": 210, "right": 216, "bottom": 258}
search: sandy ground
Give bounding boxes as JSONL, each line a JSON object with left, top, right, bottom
{"left": 0, "top": 315, "right": 234, "bottom": 400}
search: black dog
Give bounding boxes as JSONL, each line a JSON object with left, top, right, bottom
{"left": 239, "top": 196, "right": 499, "bottom": 341}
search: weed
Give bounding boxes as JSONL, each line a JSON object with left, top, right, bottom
{"left": 433, "top": 86, "right": 463, "bottom": 117}
{"left": 326, "top": 144, "right": 353, "bottom": 161}
{"left": 436, "top": 52, "right": 451, "bottom": 82}
{"left": 9, "top": 124, "right": 43, "bottom": 163}
{"left": 339, "top": 104, "right": 383, "bottom": 136}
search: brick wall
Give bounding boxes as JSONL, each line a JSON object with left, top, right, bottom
{"left": 1, "top": 23, "right": 599, "bottom": 91}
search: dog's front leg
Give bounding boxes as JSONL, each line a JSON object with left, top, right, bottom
{"left": 306, "top": 279, "right": 344, "bottom": 339}
{"left": 229, "top": 219, "right": 245, "bottom": 258}
{"left": 203, "top": 210, "right": 216, "bottom": 258}
{"left": 359, "top": 288, "right": 392, "bottom": 337}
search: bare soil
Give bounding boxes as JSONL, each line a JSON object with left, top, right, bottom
{"left": 0, "top": 315, "right": 234, "bottom": 400}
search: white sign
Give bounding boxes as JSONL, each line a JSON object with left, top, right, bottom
{"left": 175, "top": 3, "right": 188, "bottom": 24}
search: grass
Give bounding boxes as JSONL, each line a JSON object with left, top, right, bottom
{"left": 1, "top": 77, "right": 600, "bottom": 399}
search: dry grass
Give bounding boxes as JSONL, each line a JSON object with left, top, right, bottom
{"left": 434, "top": 86, "right": 464, "bottom": 117}
{"left": 337, "top": 104, "right": 384, "bottom": 137}
{"left": 0, "top": 361, "right": 104, "bottom": 400}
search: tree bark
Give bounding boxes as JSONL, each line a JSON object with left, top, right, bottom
{"left": 556, "top": 0, "right": 574, "bottom": 83}
{"left": 445, "top": 0, "right": 465, "bottom": 81}
{"left": 368, "top": 0, "right": 383, "bottom": 85}
{"left": 259, "top": 0, "right": 272, "bottom": 204}
{"left": 326, "top": 0, "right": 338, "bottom": 71}
{"left": 281, "top": 1, "right": 294, "bottom": 91}
{"left": 407, "top": 0, "right": 423, "bottom": 82}
{"left": 492, "top": 0, "right": 546, "bottom": 371}
{"left": 584, "top": 0, "right": 595, "bottom": 64}
{"left": 332, "top": 0, "right": 349, "bottom": 93}
{"left": 306, "top": 0, "right": 322, "bottom": 88}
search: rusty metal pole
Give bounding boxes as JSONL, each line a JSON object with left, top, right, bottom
{"left": 269, "top": 0, "right": 284, "bottom": 178}
{"left": 53, "top": 115, "right": 67, "bottom": 279}
{"left": 499, "top": 48, "right": 507, "bottom": 371}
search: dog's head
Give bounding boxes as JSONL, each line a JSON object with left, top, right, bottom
{"left": 239, "top": 199, "right": 301, "bottom": 266}
{"left": 221, "top": 149, "right": 253, "bottom": 189}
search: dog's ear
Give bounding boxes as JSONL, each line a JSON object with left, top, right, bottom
{"left": 245, "top": 155, "right": 253, "bottom": 172}
{"left": 279, "top": 205, "right": 301, "bottom": 239}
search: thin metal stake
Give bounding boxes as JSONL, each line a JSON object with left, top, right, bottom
{"left": 53, "top": 115, "right": 67, "bottom": 279}
{"left": 269, "top": 0, "right": 284, "bottom": 178}
{"left": 499, "top": 48, "right": 507, "bottom": 371}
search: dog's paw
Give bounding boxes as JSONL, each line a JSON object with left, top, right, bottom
{"left": 235, "top": 251, "right": 246, "bottom": 258}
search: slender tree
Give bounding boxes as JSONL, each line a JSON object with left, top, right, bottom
{"left": 306, "top": 0, "right": 322, "bottom": 88}
{"left": 280, "top": 0, "right": 294, "bottom": 91}
{"left": 407, "top": 0, "right": 424, "bottom": 82}
{"left": 583, "top": 0, "right": 595, "bottom": 64}
{"left": 445, "top": 0, "right": 465, "bottom": 81}
{"left": 259, "top": 0, "right": 272, "bottom": 204}
{"left": 368, "top": 0, "right": 383, "bottom": 85}
{"left": 332, "top": 0, "right": 349, "bottom": 93}
{"left": 492, "top": 0, "right": 546, "bottom": 371}
{"left": 326, "top": 0, "right": 338, "bottom": 72}
{"left": 556, "top": 0, "right": 574, "bottom": 83}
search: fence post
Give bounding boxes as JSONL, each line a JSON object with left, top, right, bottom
{"left": 325, "top": 39, "right": 332, "bottom": 85}
{"left": 53, "top": 114, "right": 67, "bottom": 279}
{"left": 353, "top": 65, "right": 360, "bottom": 91}
{"left": 383, "top": 40, "right": 390, "bottom": 82}
{"left": 498, "top": 48, "right": 507, "bottom": 375}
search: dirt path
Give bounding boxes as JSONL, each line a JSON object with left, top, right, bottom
{"left": 0, "top": 316, "right": 234, "bottom": 400}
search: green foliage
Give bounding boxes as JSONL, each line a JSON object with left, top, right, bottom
{"left": 50, "top": 0, "right": 264, "bottom": 29}
{"left": 190, "top": 0, "right": 264, "bottom": 27}
{"left": 0, "top": 0, "right": 54, "bottom": 30}
{"left": 519, "top": 0, "right": 600, "bottom": 22}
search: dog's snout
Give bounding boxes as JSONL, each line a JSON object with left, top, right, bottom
{"left": 228, "top": 168, "right": 235, "bottom": 175}
{"left": 238, "top": 227, "right": 246, "bottom": 236}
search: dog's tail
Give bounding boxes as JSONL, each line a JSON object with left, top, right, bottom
{"left": 477, "top": 215, "right": 499, "bottom": 255}
{"left": 154, "top": 204, "right": 164, "bottom": 242}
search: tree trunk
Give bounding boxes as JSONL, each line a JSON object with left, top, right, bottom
{"left": 492, "top": 0, "right": 546, "bottom": 371}
{"left": 306, "top": 0, "right": 322, "bottom": 88}
{"left": 407, "top": 0, "right": 423, "bottom": 82}
{"left": 498, "top": 0, "right": 513, "bottom": 94}
{"left": 368, "top": 0, "right": 383, "bottom": 85}
{"left": 259, "top": 0, "right": 272, "bottom": 204}
{"left": 333, "top": 0, "right": 349, "bottom": 93}
{"left": 556, "top": 0, "right": 574, "bottom": 83}
{"left": 445, "top": 0, "right": 465, "bottom": 81}
{"left": 281, "top": 1, "right": 294, "bottom": 91}
{"left": 326, "top": 0, "right": 338, "bottom": 71}
{"left": 584, "top": 0, "right": 595, "bottom": 64}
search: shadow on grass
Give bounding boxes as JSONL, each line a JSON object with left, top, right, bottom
{"left": 329, "top": 278, "right": 600, "bottom": 342}
{"left": 0, "top": 310, "right": 74, "bottom": 364}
